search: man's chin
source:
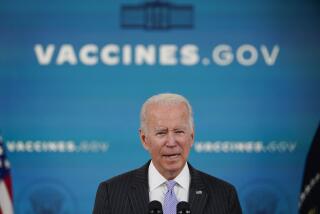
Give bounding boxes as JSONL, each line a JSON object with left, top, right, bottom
{"left": 162, "top": 158, "right": 185, "bottom": 172}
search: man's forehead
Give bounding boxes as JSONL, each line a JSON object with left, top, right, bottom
{"left": 146, "top": 102, "right": 188, "bottom": 114}
{"left": 145, "top": 103, "right": 190, "bottom": 127}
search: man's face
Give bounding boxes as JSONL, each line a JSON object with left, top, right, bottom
{"left": 139, "top": 102, "right": 194, "bottom": 179}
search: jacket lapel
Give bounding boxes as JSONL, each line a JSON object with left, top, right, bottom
{"left": 128, "top": 161, "right": 150, "bottom": 214}
{"left": 188, "top": 164, "right": 208, "bottom": 213}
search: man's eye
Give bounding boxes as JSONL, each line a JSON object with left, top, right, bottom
{"left": 156, "top": 132, "right": 166, "bottom": 136}
{"left": 175, "top": 130, "right": 184, "bottom": 134}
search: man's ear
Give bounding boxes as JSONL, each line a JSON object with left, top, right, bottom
{"left": 190, "top": 127, "right": 195, "bottom": 147}
{"left": 139, "top": 128, "right": 149, "bottom": 151}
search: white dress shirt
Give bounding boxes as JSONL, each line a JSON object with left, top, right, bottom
{"left": 148, "top": 161, "right": 190, "bottom": 206}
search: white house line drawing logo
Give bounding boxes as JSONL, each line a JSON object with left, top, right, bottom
{"left": 121, "top": 0, "right": 194, "bottom": 30}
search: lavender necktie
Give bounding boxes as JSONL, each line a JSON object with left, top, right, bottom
{"left": 163, "top": 180, "right": 178, "bottom": 214}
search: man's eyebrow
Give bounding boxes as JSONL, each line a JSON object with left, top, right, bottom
{"left": 173, "top": 126, "right": 187, "bottom": 130}
{"left": 154, "top": 127, "right": 168, "bottom": 132}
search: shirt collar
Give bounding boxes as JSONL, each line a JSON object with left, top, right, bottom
{"left": 174, "top": 162, "right": 190, "bottom": 191}
{"left": 148, "top": 161, "right": 190, "bottom": 191}
{"left": 149, "top": 161, "right": 167, "bottom": 191}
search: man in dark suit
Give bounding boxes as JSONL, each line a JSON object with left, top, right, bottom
{"left": 93, "top": 93, "right": 242, "bottom": 214}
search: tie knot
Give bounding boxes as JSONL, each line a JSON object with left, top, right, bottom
{"left": 166, "top": 180, "right": 176, "bottom": 191}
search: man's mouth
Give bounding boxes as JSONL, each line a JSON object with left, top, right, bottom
{"left": 163, "top": 154, "right": 180, "bottom": 160}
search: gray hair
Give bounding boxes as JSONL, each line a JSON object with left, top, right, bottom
{"left": 140, "top": 93, "right": 194, "bottom": 132}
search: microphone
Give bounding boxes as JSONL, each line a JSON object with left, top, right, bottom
{"left": 148, "top": 200, "right": 163, "bottom": 214}
{"left": 177, "top": 201, "right": 191, "bottom": 214}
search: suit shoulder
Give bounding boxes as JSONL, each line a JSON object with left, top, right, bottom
{"left": 94, "top": 166, "right": 147, "bottom": 213}
{"left": 98, "top": 162, "right": 148, "bottom": 187}
{"left": 99, "top": 168, "right": 138, "bottom": 187}
{"left": 196, "top": 169, "right": 237, "bottom": 191}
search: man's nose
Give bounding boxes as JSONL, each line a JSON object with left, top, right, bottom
{"left": 166, "top": 132, "right": 177, "bottom": 147}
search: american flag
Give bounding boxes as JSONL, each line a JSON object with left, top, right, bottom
{"left": 0, "top": 136, "right": 14, "bottom": 214}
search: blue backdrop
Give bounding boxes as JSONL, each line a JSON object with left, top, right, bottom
{"left": 1, "top": 0, "right": 320, "bottom": 213}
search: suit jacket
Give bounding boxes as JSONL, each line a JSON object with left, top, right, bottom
{"left": 93, "top": 161, "right": 242, "bottom": 214}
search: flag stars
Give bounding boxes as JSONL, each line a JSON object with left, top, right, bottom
{"left": 0, "top": 160, "right": 10, "bottom": 169}
{"left": 4, "top": 160, "right": 10, "bottom": 169}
